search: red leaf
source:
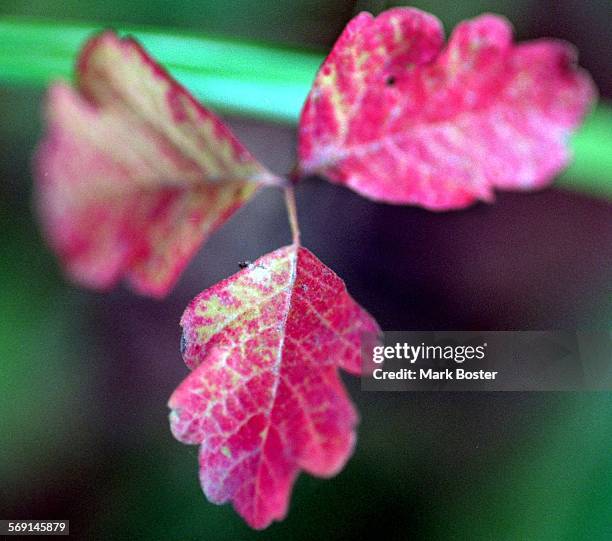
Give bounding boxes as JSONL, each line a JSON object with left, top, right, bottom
{"left": 35, "top": 32, "right": 282, "bottom": 297}
{"left": 168, "top": 245, "right": 380, "bottom": 529}
{"left": 297, "top": 8, "right": 596, "bottom": 209}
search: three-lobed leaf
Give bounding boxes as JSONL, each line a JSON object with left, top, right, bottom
{"left": 168, "top": 245, "right": 380, "bottom": 529}
{"left": 35, "top": 31, "right": 282, "bottom": 298}
{"left": 297, "top": 8, "right": 596, "bottom": 209}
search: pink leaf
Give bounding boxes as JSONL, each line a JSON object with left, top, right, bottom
{"left": 168, "top": 246, "right": 380, "bottom": 529}
{"left": 35, "top": 32, "right": 282, "bottom": 297}
{"left": 297, "top": 8, "right": 596, "bottom": 209}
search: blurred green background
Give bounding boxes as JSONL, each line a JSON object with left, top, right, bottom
{"left": 0, "top": 1, "right": 611, "bottom": 540}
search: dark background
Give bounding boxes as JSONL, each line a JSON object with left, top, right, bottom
{"left": 1, "top": 1, "right": 611, "bottom": 539}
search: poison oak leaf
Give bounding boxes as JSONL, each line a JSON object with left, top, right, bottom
{"left": 168, "top": 245, "right": 380, "bottom": 529}
{"left": 35, "top": 31, "right": 282, "bottom": 297}
{"left": 297, "top": 8, "right": 596, "bottom": 209}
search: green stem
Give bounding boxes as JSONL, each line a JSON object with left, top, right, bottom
{"left": 0, "top": 17, "right": 610, "bottom": 200}
{"left": 557, "top": 105, "right": 612, "bottom": 200}
{"left": 0, "top": 17, "right": 323, "bottom": 124}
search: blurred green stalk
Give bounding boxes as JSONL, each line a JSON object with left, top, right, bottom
{"left": 0, "top": 17, "right": 321, "bottom": 123}
{"left": 0, "top": 17, "right": 610, "bottom": 199}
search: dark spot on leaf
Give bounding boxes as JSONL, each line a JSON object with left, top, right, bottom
{"left": 386, "top": 75, "right": 396, "bottom": 86}
{"left": 239, "top": 261, "right": 252, "bottom": 269}
{"left": 180, "top": 330, "right": 188, "bottom": 357}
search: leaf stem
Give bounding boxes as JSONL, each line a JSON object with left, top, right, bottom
{"left": 284, "top": 187, "right": 301, "bottom": 246}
